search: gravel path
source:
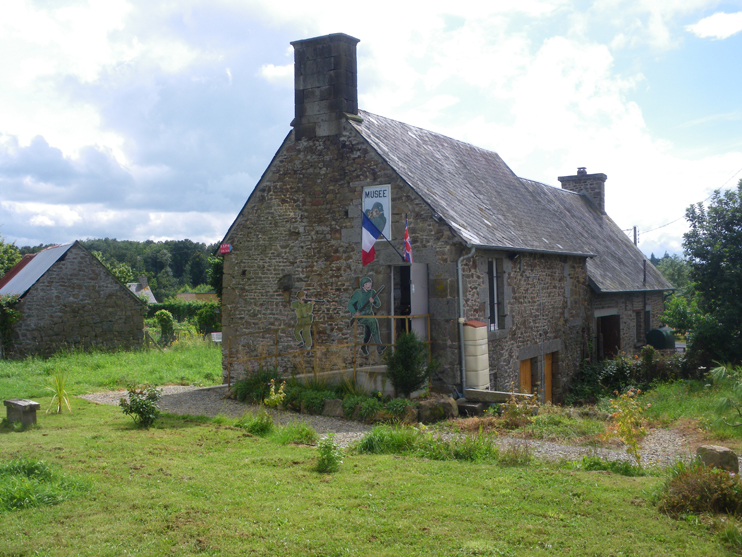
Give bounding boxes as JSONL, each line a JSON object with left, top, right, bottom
{"left": 79, "top": 385, "right": 696, "bottom": 465}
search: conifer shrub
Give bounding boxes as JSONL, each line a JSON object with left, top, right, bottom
{"left": 383, "top": 331, "right": 437, "bottom": 398}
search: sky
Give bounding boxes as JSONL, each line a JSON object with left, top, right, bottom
{"left": 1, "top": 0, "right": 741, "bottom": 258}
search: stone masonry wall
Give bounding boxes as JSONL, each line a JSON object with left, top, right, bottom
{"left": 460, "top": 252, "right": 591, "bottom": 401}
{"left": 591, "top": 290, "right": 666, "bottom": 357}
{"left": 221, "top": 122, "right": 465, "bottom": 383}
{"left": 11, "top": 244, "right": 145, "bottom": 357}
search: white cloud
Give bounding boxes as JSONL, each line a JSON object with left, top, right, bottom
{"left": 686, "top": 11, "right": 742, "bottom": 39}
{"left": 259, "top": 63, "right": 293, "bottom": 86}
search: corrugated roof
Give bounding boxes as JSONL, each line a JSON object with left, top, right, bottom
{"left": 0, "top": 243, "right": 74, "bottom": 297}
{"left": 0, "top": 254, "right": 36, "bottom": 290}
{"left": 351, "top": 111, "right": 673, "bottom": 293}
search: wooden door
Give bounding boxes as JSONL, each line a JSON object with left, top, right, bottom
{"left": 519, "top": 359, "right": 531, "bottom": 394}
{"left": 544, "top": 353, "right": 553, "bottom": 403}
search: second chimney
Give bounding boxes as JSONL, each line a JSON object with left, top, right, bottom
{"left": 290, "top": 33, "right": 360, "bottom": 140}
{"left": 558, "top": 168, "right": 607, "bottom": 214}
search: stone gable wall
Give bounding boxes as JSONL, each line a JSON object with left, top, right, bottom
{"left": 11, "top": 245, "right": 145, "bottom": 357}
{"left": 221, "top": 123, "right": 466, "bottom": 383}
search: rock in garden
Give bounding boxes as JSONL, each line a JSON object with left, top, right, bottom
{"left": 322, "top": 399, "right": 344, "bottom": 418}
{"left": 696, "top": 445, "right": 739, "bottom": 473}
{"left": 418, "top": 396, "right": 458, "bottom": 424}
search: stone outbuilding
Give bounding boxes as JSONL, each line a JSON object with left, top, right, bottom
{"left": 218, "top": 33, "right": 673, "bottom": 402}
{"left": 0, "top": 241, "right": 146, "bottom": 357}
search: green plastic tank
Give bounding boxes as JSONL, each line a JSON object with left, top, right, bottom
{"left": 646, "top": 326, "right": 675, "bottom": 350}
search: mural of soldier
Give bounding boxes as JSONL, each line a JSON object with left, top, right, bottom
{"left": 291, "top": 291, "right": 316, "bottom": 349}
{"left": 348, "top": 277, "right": 385, "bottom": 356}
{"left": 366, "top": 202, "right": 387, "bottom": 237}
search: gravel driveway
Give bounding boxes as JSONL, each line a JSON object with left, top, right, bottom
{"left": 79, "top": 384, "right": 697, "bottom": 465}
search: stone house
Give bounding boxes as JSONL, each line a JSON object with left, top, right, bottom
{"left": 0, "top": 241, "right": 146, "bottom": 357}
{"left": 219, "top": 33, "right": 672, "bottom": 401}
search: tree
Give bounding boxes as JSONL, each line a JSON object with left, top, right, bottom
{"left": 682, "top": 180, "right": 742, "bottom": 363}
{"left": 383, "top": 331, "right": 438, "bottom": 398}
{"left": 0, "top": 236, "right": 22, "bottom": 277}
{"left": 207, "top": 256, "right": 223, "bottom": 301}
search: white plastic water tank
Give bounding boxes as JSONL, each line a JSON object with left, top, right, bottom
{"left": 463, "top": 320, "right": 490, "bottom": 390}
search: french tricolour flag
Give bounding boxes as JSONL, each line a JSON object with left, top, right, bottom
{"left": 362, "top": 212, "right": 382, "bottom": 267}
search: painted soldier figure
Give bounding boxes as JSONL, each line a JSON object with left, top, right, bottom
{"left": 348, "top": 277, "right": 385, "bottom": 356}
{"left": 291, "top": 291, "right": 315, "bottom": 349}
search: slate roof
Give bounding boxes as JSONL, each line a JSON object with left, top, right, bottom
{"left": 351, "top": 110, "right": 672, "bottom": 293}
{"left": 0, "top": 243, "right": 74, "bottom": 297}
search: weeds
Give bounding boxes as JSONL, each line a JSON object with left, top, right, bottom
{"left": 271, "top": 421, "right": 318, "bottom": 445}
{"left": 0, "top": 456, "right": 89, "bottom": 512}
{"left": 235, "top": 410, "right": 274, "bottom": 436}
{"left": 578, "top": 455, "right": 649, "bottom": 476}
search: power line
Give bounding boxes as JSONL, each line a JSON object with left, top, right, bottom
{"left": 635, "top": 163, "right": 742, "bottom": 240}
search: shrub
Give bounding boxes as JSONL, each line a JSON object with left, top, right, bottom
{"left": 316, "top": 434, "right": 343, "bottom": 473}
{"left": 384, "top": 331, "right": 437, "bottom": 398}
{"left": 263, "top": 379, "right": 286, "bottom": 408}
{"left": 358, "top": 397, "right": 383, "bottom": 421}
{"left": 119, "top": 384, "right": 162, "bottom": 427}
{"left": 154, "top": 310, "right": 174, "bottom": 346}
{"left": 658, "top": 460, "right": 742, "bottom": 517}
{"left": 301, "top": 390, "right": 335, "bottom": 415}
{"left": 601, "top": 387, "right": 647, "bottom": 465}
{"left": 232, "top": 367, "right": 282, "bottom": 403}
{"left": 282, "top": 380, "right": 307, "bottom": 411}
{"left": 385, "top": 397, "right": 413, "bottom": 418}
{"left": 195, "top": 304, "right": 221, "bottom": 334}
{"left": 342, "top": 394, "right": 369, "bottom": 419}
{"left": 235, "top": 410, "right": 274, "bottom": 436}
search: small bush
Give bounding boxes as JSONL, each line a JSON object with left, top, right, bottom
{"left": 301, "top": 390, "right": 335, "bottom": 414}
{"left": 119, "top": 384, "right": 162, "bottom": 427}
{"left": 316, "top": 434, "right": 343, "bottom": 474}
{"left": 385, "top": 397, "right": 413, "bottom": 418}
{"left": 658, "top": 460, "right": 742, "bottom": 517}
{"left": 342, "top": 394, "right": 369, "bottom": 419}
{"left": 358, "top": 397, "right": 382, "bottom": 421}
{"left": 235, "top": 410, "right": 274, "bottom": 436}
{"left": 272, "top": 421, "right": 318, "bottom": 445}
{"left": 154, "top": 310, "right": 175, "bottom": 346}
{"left": 384, "top": 331, "right": 437, "bottom": 398}
{"left": 233, "top": 367, "right": 282, "bottom": 403}
{"left": 497, "top": 442, "right": 533, "bottom": 466}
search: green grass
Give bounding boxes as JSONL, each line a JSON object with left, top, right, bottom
{"left": 643, "top": 379, "right": 742, "bottom": 444}
{"left": 0, "top": 338, "right": 221, "bottom": 400}
{"left": 0, "top": 400, "right": 733, "bottom": 556}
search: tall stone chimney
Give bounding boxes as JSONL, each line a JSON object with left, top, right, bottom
{"left": 558, "top": 167, "right": 607, "bottom": 214}
{"left": 290, "top": 33, "right": 360, "bottom": 140}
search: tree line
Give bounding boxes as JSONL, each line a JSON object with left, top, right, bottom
{"left": 1, "top": 238, "right": 222, "bottom": 303}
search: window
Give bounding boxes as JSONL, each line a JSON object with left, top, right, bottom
{"left": 635, "top": 311, "right": 642, "bottom": 343}
{"left": 487, "top": 259, "right": 506, "bottom": 331}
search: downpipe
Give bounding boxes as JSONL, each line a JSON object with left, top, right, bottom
{"left": 457, "top": 245, "right": 476, "bottom": 392}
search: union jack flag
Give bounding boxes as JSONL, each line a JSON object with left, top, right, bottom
{"left": 403, "top": 215, "right": 413, "bottom": 263}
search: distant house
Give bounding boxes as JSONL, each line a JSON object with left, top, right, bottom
{"left": 0, "top": 241, "right": 146, "bottom": 357}
{"left": 127, "top": 276, "right": 158, "bottom": 304}
{"left": 218, "top": 33, "right": 673, "bottom": 401}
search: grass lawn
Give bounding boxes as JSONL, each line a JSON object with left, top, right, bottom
{"left": 0, "top": 399, "right": 733, "bottom": 556}
{"left": 0, "top": 345, "right": 738, "bottom": 555}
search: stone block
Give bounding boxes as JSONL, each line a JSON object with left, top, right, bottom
{"left": 418, "top": 396, "right": 458, "bottom": 424}
{"left": 456, "top": 400, "right": 487, "bottom": 417}
{"left": 322, "top": 398, "right": 344, "bottom": 418}
{"left": 697, "top": 445, "right": 739, "bottom": 473}
{"left": 4, "top": 399, "right": 41, "bottom": 427}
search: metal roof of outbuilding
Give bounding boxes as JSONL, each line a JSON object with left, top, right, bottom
{"left": 0, "top": 243, "right": 74, "bottom": 297}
